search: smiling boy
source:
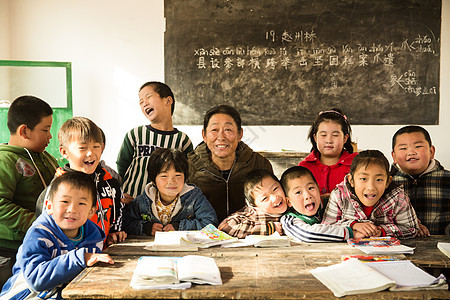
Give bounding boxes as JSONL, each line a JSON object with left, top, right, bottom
{"left": 280, "top": 166, "right": 360, "bottom": 242}
{"left": 1, "top": 171, "right": 114, "bottom": 299}
{"left": 391, "top": 126, "right": 450, "bottom": 235}
{"left": 117, "top": 82, "right": 193, "bottom": 201}
{"left": 218, "top": 169, "right": 287, "bottom": 238}
{"left": 36, "top": 117, "right": 127, "bottom": 247}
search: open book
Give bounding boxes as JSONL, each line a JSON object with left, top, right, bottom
{"left": 437, "top": 242, "right": 450, "bottom": 258}
{"left": 310, "top": 259, "right": 447, "bottom": 297}
{"left": 244, "top": 232, "right": 291, "bottom": 247}
{"left": 182, "top": 224, "right": 238, "bottom": 248}
{"left": 144, "top": 231, "right": 199, "bottom": 252}
{"left": 347, "top": 237, "right": 414, "bottom": 254}
{"left": 130, "top": 255, "right": 222, "bottom": 289}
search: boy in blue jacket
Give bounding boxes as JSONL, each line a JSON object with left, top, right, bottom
{"left": 1, "top": 171, "right": 114, "bottom": 299}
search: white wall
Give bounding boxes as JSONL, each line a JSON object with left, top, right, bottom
{"left": 2, "top": 0, "right": 449, "bottom": 169}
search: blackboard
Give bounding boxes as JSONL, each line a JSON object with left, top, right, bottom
{"left": 164, "top": 0, "right": 441, "bottom": 125}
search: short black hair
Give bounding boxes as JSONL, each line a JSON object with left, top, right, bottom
{"left": 47, "top": 171, "right": 97, "bottom": 206}
{"left": 147, "top": 148, "right": 189, "bottom": 185}
{"left": 349, "top": 150, "right": 390, "bottom": 179}
{"left": 139, "top": 81, "right": 175, "bottom": 115}
{"left": 244, "top": 169, "right": 279, "bottom": 207}
{"left": 203, "top": 104, "right": 242, "bottom": 133}
{"left": 280, "top": 166, "right": 318, "bottom": 193}
{"left": 392, "top": 125, "right": 432, "bottom": 150}
{"left": 7, "top": 95, "right": 53, "bottom": 134}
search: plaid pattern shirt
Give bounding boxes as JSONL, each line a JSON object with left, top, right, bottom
{"left": 218, "top": 206, "right": 281, "bottom": 238}
{"left": 391, "top": 160, "right": 450, "bottom": 235}
{"left": 322, "top": 176, "right": 419, "bottom": 239}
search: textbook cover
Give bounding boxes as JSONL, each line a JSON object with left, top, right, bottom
{"left": 183, "top": 224, "right": 238, "bottom": 248}
{"left": 347, "top": 237, "right": 414, "bottom": 254}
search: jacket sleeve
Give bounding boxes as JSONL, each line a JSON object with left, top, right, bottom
{"left": 0, "top": 156, "right": 36, "bottom": 235}
{"left": 19, "top": 229, "right": 86, "bottom": 292}
{"left": 122, "top": 195, "right": 150, "bottom": 235}
{"left": 116, "top": 132, "right": 134, "bottom": 179}
{"left": 281, "top": 214, "right": 352, "bottom": 242}
{"left": 178, "top": 190, "right": 218, "bottom": 230}
{"left": 321, "top": 190, "right": 357, "bottom": 227}
{"left": 218, "top": 209, "right": 270, "bottom": 238}
{"left": 377, "top": 191, "right": 419, "bottom": 239}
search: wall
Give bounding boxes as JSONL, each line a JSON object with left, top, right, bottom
{"left": 2, "top": 0, "right": 449, "bottom": 170}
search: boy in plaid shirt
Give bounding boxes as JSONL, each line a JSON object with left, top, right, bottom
{"left": 322, "top": 150, "right": 419, "bottom": 239}
{"left": 391, "top": 126, "right": 449, "bottom": 235}
{"left": 218, "top": 169, "right": 288, "bottom": 238}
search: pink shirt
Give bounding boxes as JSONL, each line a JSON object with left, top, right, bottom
{"left": 299, "top": 150, "right": 358, "bottom": 195}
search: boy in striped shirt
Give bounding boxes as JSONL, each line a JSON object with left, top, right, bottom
{"left": 117, "top": 82, "right": 193, "bottom": 202}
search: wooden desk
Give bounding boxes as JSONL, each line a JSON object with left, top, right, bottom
{"left": 62, "top": 236, "right": 450, "bottom": 299}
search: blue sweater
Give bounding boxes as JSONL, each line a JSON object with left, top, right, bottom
{"left": 1, "top": 211, "right": 105, "bottom": 299}
{"left": 122, "top": 183, "right": 218, "bottom": 235}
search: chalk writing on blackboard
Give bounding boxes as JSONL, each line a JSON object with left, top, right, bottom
{"left": 165, "top": 0, "right": 441, "bottom": 126}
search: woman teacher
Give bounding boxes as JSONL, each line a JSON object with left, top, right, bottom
{"left": 188, "top": 105, "right": 273, "bottom": 222}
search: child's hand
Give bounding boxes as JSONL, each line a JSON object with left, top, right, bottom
{"left": 417, "top": 223, "right": 430, "bottom": 237}
{"left": 84, "top": 253, "right": 114, "bottom": 267}
{"left": 274, "top": 222, "right": 284, "bottom": 235}
{"left": 106, "top": 231, "right": 127, "bottom": 246}
{"left": 152, "top": 223, "right": 164, "bottom": 235}
{"left": 353, "top": 230, "right": 366, "bottom": 239}
{"left": 352, "top": 222, "right": 378, "bottom": 237}
{"left": 163, "top": 224, "right": 176, "bottom": 232}
{"left": 121, "top": 193, "right": 134, "bottom": 204}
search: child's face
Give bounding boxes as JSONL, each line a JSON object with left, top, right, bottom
{"left": 392, "top": 132, "right": 435, "bottom": 175}
{"left": 314, "top": 121, "right": 348, "bottom": 159}
{"left": 46, "top": 182, "right": 96, "bottom": 239}
{"left": 349, "top": 163, "right": 392, "bottom": 207}
{"left": 155, "top": 164, "right": 185, "bottom": 204}
{"left": 24, "top": 115, "right": 53, "bottom": 153}
{"left": 60, "top": 138, "right": 102, "bottom": 174}
{"left": 139, "top": 85, "right": 172, "bottom": 123}
{"left": 286, "top": 175, "right": 321, "bottom": 216}
{"left": 252, "top": 176, "right": 287, "bottom": 214}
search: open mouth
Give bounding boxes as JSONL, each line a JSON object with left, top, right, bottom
{"left": 305, "top": 202, "right": 316, "bottom": 211}
{"left": 364, "top": 194, "right": 377, "bottom": 200}
{"left": 273, "top": 200, "right": 284, "bottom": 208}
{"left": 406, "top": 157, "right": 419, "bottom": 162}
{"left": 84, "top": 160, "right": 95, "bottom": 166}
{"left": 145, "top": 107, "right": 154, "bottom": 115}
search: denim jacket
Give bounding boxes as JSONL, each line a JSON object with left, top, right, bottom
{"left": 122, "top": 183, "right": 218, "bottom": 235}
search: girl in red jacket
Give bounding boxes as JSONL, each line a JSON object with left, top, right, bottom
{"left": 299, "top": 109, "right": 358, "bottom": 204}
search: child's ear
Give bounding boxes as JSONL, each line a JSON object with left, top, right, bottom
{"left": 286, "top": 197, "right": 293, "bottom": 207}
{"left": 386, "top": 175, "right": 393, "bottom": 187}
{"left": 88, "top": 205, "right": 96, "bottom": 219}
{"left": 60, "top": 146, "right": 69, "bottom": 159}
{"left": 165, "top": 96, "right": 173, "bottom": 106}
{"left": 348, "top": 174, "right": 355, "bottom": 187}
{"left": 17, "top": 124, "right": 28, "bottom": 139}
{"left": 430, "top": 145, "right": 436, "bottom": 159}
{"left": 343, "top": 133, "right": 349, "bottom": 144}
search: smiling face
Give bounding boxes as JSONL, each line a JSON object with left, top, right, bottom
{"left": 349, "top": 163, "right": 392, "bottom": 207}
{"left": 139, "top": 85, "right": 172, "bottom": 124}
{"left": 46, "top": 182, "right": 96, "bottom": 238}
{"left": 392, "top": 132, "right": 435, "bottom": 175}
{"left": 25, "top": 115, "right": 53, "bottom": 153}
{"left": 155, "top": 164, "right": 185, "bottom": 205}
{"left": 252, "top": 176, "right": 287, "bottom": 214}
{"left": 285, "top": 175, "right": 321, "bottom": 216}
{"left": 202, "top": 113, "right": 243, "bottom": 167}
{"left": 314, "top": 121, "right": 348, "bottom": 164}
{"left": 60, "top": 138, "right": 102, "bottom": 174}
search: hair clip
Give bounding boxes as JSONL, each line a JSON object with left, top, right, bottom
{"left": 319, "top": 110, "right": 347, "bottom": 120}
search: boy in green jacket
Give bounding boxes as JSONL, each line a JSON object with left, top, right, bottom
{"left": 0, "top": 95, "right": 58, "bottom": 287}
